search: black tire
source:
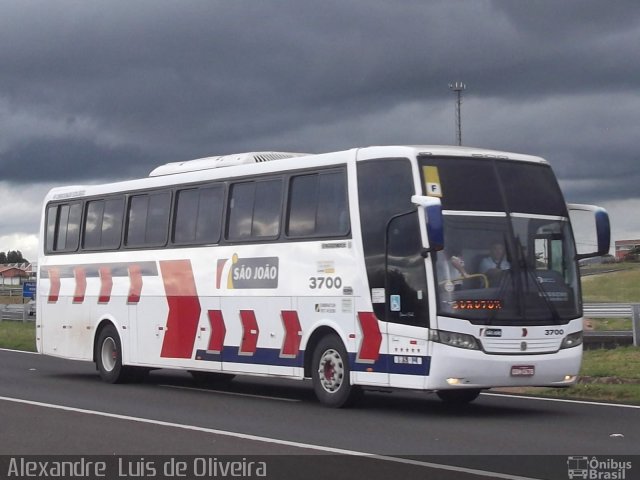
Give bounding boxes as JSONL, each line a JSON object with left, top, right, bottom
{"left": 436, "top": 388, "right": 481, "bottom": 404}
{"left": 189, "top": 370, "right": 235, "bottom": 386}
{"left": 95, "top": 324, "right": 140, "bottom": 384}
{"left": 311, "top": 334, "right": 362, "bottom": 408}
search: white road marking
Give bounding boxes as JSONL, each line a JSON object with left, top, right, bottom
{"left": 0, "top": 347, "right": 40, "bottom": 355}
{"left": 0, "top": 395, "right": 539, "bottom": 480}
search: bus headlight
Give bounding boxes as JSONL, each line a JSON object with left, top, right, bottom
{"left": 430, "top": 330, "right": 480, "bottom": 350}
{"left": 560, "top": 331, "right": 583, "bottom": 349}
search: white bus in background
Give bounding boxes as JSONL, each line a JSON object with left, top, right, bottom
{"left": 37, "top": 146, "right": 610, "bottom": 407}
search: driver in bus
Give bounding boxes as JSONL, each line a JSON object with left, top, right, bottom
{"left": 479, "top": 242, "right": 510, "bottom": 285}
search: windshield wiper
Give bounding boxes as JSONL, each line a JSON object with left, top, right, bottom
{"left": 486, "top": 267, "right": 511, "bottom": 326}
{"left": 486, "top": 233, "right": 514, "bottom": 325}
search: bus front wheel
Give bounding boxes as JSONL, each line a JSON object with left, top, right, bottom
{"left": 311, "top": 334, "right": 362, "bottom": 408}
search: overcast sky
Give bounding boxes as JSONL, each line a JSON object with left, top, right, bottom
{"left": 1, "top": 0, "right": 638, "bottom": 262}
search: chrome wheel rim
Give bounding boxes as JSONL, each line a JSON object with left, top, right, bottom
{"left": 101, "top": 337, "right": 117, "bottom": 372}
{"left": 318, "top": 348, "right": 344, "bottom": 393}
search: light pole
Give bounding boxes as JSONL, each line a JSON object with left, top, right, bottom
{"left": 449, "top": 81, "right": 466, "bottom": 146}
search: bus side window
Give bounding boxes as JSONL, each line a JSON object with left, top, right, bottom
{"left": 83, "top": 196, "right": 124, "bottom": 250}
{"left": 287, "top": 169, "right": 349, "bottom": 238}
{"left": 47, "top": 202, "right": 82, "bottom": 253}
{"left": 45, "top": 205, "right": 57, "bottom": 252}
{"left": 125, "top": 191, "right": 170, "bottom": 247}
{"left": 227, "top": 179, "right": 282, "bottom": 241}
{"left": 174, "top": 185, "right": 224, "bottom": 244}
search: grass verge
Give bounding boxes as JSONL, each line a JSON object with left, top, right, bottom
{"left": 588, "top": 318, "right": 633, "bottom": 331}
{"left": 581, "top": 263, "right": 640, "bottom": 303}
{"left": 518, "top": 346, "right": 640, "bottom": 404}
{"left": 0, "top": 320, "right": 36, "bottom": 352}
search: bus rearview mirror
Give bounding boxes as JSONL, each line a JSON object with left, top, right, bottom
{"left": 568, "top": 204, "right": 611, "bottom": 259}
{"left": 412, "top": 195, "right": 444, "bottom": 252}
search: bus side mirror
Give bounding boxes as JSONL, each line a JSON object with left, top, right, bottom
{"left": 412, "top": 195, "right": 444, "bottom": 253}
{"left": 568, "top": 204, "right": 611, "bottom": 260}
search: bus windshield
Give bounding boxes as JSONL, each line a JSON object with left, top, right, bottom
{"left": 419, "top": 156, "right": 580, "bottom": 325}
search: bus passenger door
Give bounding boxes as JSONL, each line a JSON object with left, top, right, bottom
{"left": 385, "top": 211, "right": 431, "bottom": 389}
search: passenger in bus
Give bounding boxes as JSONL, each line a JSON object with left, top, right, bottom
{"left": 437, "top": 247, "right": 468, "bottom": 282}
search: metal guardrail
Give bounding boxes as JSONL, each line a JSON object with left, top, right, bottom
{"left": 0, "top": 303, "right": 35, "bottom": 322}
{"left": 0, "top": 287, "right": 24, "bottom": 297}
{"left": 583, "top": 303, "right": 634, "bottom": 318}
{"left": 583, "top": 303, "right": 640, "bottom": 347}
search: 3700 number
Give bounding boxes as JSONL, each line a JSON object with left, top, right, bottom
{"left": 309, "top": 276, "right": 343, "bottom": 289}
{"left": 545, "top": 329, "right": 564, "bottom": 336}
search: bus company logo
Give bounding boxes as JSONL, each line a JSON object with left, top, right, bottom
{"left": 567, "top": 456, "right": 632, "bottom": 479}
{"left": 216, "top": 254, "right": 279, "bottom": 289}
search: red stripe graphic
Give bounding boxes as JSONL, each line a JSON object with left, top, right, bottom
{"left": 160, "top": 260, "right": 202, "bottom": 359}
{"left": 280, "top": 310, "right": 302, "bottom": 358}
{"left": 207, "top": 310, "right": 226, "bottom": 354}
{"left": 127, "top": 265, "right": 143, "bottom": 304}
{"left": 48, "top": 268, "right": 60, "bottom": 303}
{"left": 356, "top": 312, "right": 382, "bottom": 363}
{"left": 239, "top": 310, "right": 259, "bottom": 356}
{"left": 72, "top": 267, "right": 86, "bottom": 304}
{"left": 98, "top": 267, "right": 113, "bottom": 304}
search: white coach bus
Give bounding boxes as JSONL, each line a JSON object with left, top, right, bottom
{"left": 37, "top": 146, "right": 610, "bottom": 407}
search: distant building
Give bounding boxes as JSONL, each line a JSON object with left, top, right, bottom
{"left": 615, "top": 239, "right": 640, "bottom": 260}
{"left": 0, "top": 263, "right": 34, "bottom": 286}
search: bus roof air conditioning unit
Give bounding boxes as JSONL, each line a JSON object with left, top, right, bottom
{"left": 149, "top": 151, "right": 307, "bottom": 176}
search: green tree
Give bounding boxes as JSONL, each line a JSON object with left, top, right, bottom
{"left": 0, "top": 252, "right": 6, "bottom": 264}
{"left": 5, "top": 250, "right": 27, "bottom": 263}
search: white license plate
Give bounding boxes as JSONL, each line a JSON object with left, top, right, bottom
{"left": 511, "top": 365, "right": 535, "bottom": 377}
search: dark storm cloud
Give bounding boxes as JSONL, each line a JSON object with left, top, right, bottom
{"left": 1, "top": 137, "right": 148, "bottom": 181}
{"left": 0, "top": 0, "right": 639, "bottom": 206}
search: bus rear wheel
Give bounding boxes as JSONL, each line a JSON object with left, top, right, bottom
{"left": 311, "top": 334, "right": 362, "bottom": 408}
{"left": 436, "top": 389, "right": 481, "bottom": 404}
{"left": 96, "top": 324, "right": 145, "bottom": 383}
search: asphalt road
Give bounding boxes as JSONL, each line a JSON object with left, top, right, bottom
{"left": 1, "top": 349, "right": 638, "bottom": 480}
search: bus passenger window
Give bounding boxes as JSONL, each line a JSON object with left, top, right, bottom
{"left": 253, "top": 180, "right": 282, "bottom": 237}
{"left": 174, "top": 185, "right": 223, "bottom": 244}
{"left": 126, "top": 191, "right": 170, "bottom": 247}
{"left": 287, "top": 170, "right": 349, "bottom": 238}
{"left": 84, "top": 200, "right": 105, "bottom": 249}
{"left": 49, "top": 202, "right": 82, "bottom": 252}
{"left": 83, "top": 197, "right": 124, "bottom": 250}
{"left": 45, "top": 205, "right": 57, "bottom": 252}
{"left": 227, "top": 179, "right": 282, "bottom": 241}
{"left": 101, "top": 197, "right": 124, "bottom": 249}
